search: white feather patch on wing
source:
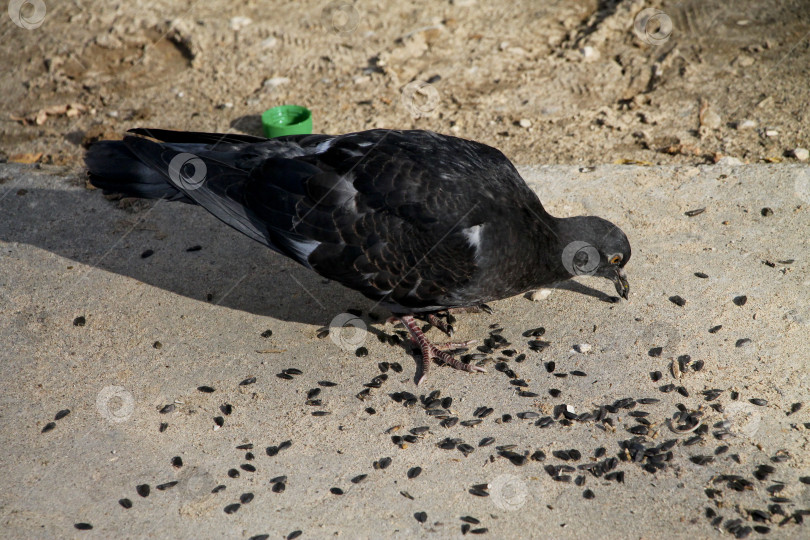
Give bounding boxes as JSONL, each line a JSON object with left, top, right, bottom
{"left": 462, "top": 224, "right": 484, "bottom": 260}
{"left": 286, "top": 237, "right": 320, "bottom": 263}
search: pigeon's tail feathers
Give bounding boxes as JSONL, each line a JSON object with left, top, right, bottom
{"left": 85, "top": 140, "right": 192, "bottom": 203}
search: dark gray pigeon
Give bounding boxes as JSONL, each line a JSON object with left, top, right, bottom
{"left": 86, "top": 128, "right": 631, "bottom": 384}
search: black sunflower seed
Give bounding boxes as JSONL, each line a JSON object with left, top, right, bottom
{"left": 685, "top": 208, "right": 705, "bottom": 217}
{"left": 160, "top": 404, "right": 175, "bottom": 414}
{"left": 285, "top": 368, "right": 303, "bottom": 375}
{"left": 156, "top": 481, "right": 178, "bottom": 490}
{"left": 545, "top": 361, "right": 556, "bottom": 373}
{"left": 440, "top": 417, "right": 459, "bottom": 428}
{"left": 355, "top": 347, "right": 368, "bottom": 357}
{"left": 159, "top": 423, "right": 168, "bottom": 432}
{"left": 224, "top": 503, "right": 240, "bottom": 514}
{"left": 212, "top": 485, "right": 226, "bottom": 493}
{"left": 119, "top": 498, "right": 132, "bottom": 509}
{"left": 330, "top": 487, "right": 344, "bottom": 495}
{"left": 214, "top": 416, "right": 224, "bottom": 427}
{"left": 318, "top": 380, "right": 337, "bottom": 387}
{"left": 733, "top": 295, "right": 748, "bottom": 306}
{"left": 240, "top": 377, "right": 256, "bottom": 386}
{"left": 583, "top": 489, "right": 595, "bottom": 499}
{"left": 136, "top": 484, "right": 150, "bottom": 497}
{"left": 312, "top": 411, "right": 330, "bottom": 416}
{"left": 523, "top": 327, "right": 546, "bottom": 337}
{"left": 54, "top": 409, "right": 70, "bottom": 420}
{"left": 669, "top": 295, "right": 686, "bottom": 306}
{"left": 471, "top": 528, "right": 489, "bottom": 534}
{"left": 531, "top": 450, "right": 546, "bottom": 461}
{"left": 749, "top": 398, "right": 767, "bottom": 406}
{"left": 408, "top": 467, "right": 422, "bottom": 479}
{"left": 272, "top": 482, "right": 286, "bottom": 493}
{"left": 220, "top": 404, "right": 233, "bottom": 415}
{"left": 73, "top": 316, "right": 86, "bottom": 326}
{"left": 518, "top": 391, "right": 539, "bottom": 397}
{"left": 458, "top": 444, "right": 475, "bottom": 456}
{"left": 787, "top": 403, "right": 802, "bottom": 416}
{"left": 197, "top": 386, "right": 215, "bottom": 393}
{"left": 461, "top": 516, "right": 480, "bottom": 524}
{"left": 41, "top": 422, "right": 56, "bottom": 433}
{"left": 287, "top": 532, "right": 302, "bottom": 540}
{"left": 414, "top": 511, "right": 427, "bottom": 523}
{"left": 74, "top": 523, "right": 93, "bottom": 530}
{"left": 240, "top": 464, "right": 256, "bottom": 472}
{"left": 735, "top": 338, "right": 752, "bottom": 348}
{"left": 228, "top": 469, "right": 240, "bottom": 478}
{"left": 650, "top": 371, "right": 663, "bottom": 382}
{"left": 695, "top": 272, "right": 709, "bottom": 278}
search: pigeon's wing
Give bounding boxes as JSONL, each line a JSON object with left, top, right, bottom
{"left": 244, "top": 129, "right": 535, "bottom": 310}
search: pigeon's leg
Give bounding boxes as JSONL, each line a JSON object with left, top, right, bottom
{"left": 399, "top": 315, "right": 486, "bottom": 385}
{"left": 427, "top": 313, "right": 454, "bottom": 337}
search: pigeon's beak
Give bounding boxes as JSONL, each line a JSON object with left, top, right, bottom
{"left": 612, "top": 267, "right": 630, "bottom": 300}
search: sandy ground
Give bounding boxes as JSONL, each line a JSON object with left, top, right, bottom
{"left": 1, "top": 0, "right": 810, "bottom": 168}
{"left": 1, "top": 162, "right": 808, "bottom": 539}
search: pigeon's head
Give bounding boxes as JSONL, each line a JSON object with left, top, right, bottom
{"left": 559, "top": 217, "right": 631, "bottom": 299}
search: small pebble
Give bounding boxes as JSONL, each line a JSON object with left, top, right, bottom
{"left": 760, "top": 207, "right": 773, "bottom": 217}
{"left": 119, "top": 498, "right": 132, "bottom": 509}
{"left": 415, "top": 511, "right": 427, "bottom": 523}
{"left": 733, "top": 295, "right": 748, "bottom": 306}
{"left": 141, "top": 249, "right": 154, "bottom": 258}
{"left": 136, "top": 484, "right": 150, "bottom": 497}
{"left": 73, "top": 316, "right": 86, "bottom": 327}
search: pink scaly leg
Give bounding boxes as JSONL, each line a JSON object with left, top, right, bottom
{"left": 398, "top": 315, "right": 486, "bottom": 385}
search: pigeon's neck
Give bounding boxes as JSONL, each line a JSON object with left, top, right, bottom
{"left": 528, "top": 213, "right": 581, "bottom": 287}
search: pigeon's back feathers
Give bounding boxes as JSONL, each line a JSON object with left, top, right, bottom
{"left": 86, "top": 128, "right": 592, "bottom": 312}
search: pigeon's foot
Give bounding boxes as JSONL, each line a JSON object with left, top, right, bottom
{"left": 399, "top": 315, "right": 486, "bottom": 385}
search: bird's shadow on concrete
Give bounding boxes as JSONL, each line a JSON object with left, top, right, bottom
{"left": 1, "top": 173, "right": 614, "bottom": 330}
{"left": 1, "top": 181, "right": 376, "bottom": 327}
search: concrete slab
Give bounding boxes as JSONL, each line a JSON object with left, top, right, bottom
{"left": 1, "top": 162, "right": 808, "bottom": 539}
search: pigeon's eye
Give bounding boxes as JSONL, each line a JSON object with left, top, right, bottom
{"left": 609, "top": 255, "right": 622, "bottom": 265}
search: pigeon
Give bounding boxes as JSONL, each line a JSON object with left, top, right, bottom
{"left": 85, "top": 128, "right": 631, "bottom": 384}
